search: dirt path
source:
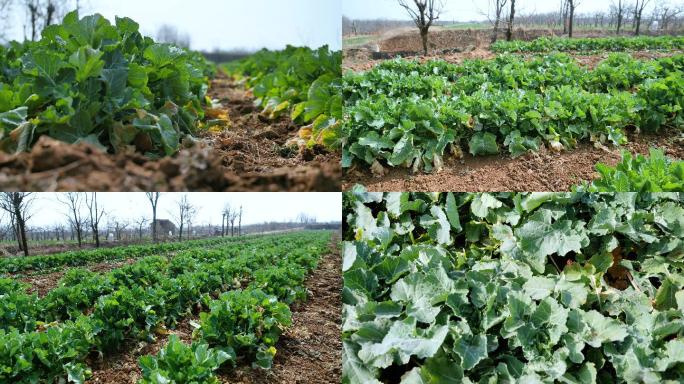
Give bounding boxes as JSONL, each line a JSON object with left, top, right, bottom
{"left": 220, "top": 233, "right": 342, "bottom": 384}
{"left": 202, "top": 71, "right": 341, "bottom": 191}
{"left": 87, "top": 233, "right": 342, "bottom": 384}
{"left": 344, "top": 133, "right": 684, "bottom": 192}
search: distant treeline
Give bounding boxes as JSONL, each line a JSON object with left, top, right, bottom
{"left": 200, "top": 50, "right": 253, "bottom": 63}
{"left": 343, "top": 9, "right": 684, "bottom": 37}
{"left": 342, "top": 16, "right": 454, "bottom": 35}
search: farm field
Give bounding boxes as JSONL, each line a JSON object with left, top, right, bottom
{"left": 0, "top": 12, "right": 341, "bottom": 191}
{"left": 341, "top": 30, "right": 684, "bottom": 191}
{"left": 342, "top": 190, "right": 684, "bottom": 383}
{"left": 0, "top": 230, "right": 341, "bottom": 383}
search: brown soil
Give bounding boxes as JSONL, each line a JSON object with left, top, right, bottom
{"left": 19, "top": 258, "right": 137, "bottom": 297}
{"left": 219, "top": 233, "right": 342, "bottom": 384}
{"left": 343, "top": 133, "right": 684, "bottom": 192}
{"left": 86, "top": 234, "right": 342, "bottom": 384}
{"left": 0, "top": 76, "right": 340, "bottom": 192}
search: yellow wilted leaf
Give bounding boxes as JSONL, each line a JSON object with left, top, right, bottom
{"left": 205, "top": 108, "right": 230, "bottom": 121}
{"left": 298, "top": 126, "right": 313, "bottom": 140}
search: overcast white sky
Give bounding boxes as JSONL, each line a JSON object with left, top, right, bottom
{"left": 4, "top": 0, "right": 341, "bottom": 51}
{"left": 18, "top": 193, "right": 341, "bottom": 228}
{"left": 343, "top": 0, "right": 662, "bottom": 21}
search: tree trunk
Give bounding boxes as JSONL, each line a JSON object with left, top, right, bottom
{"left": 491, "top": 17, "right": 500, "bottom": 44}
{"left": 635, "top": 15, "right": 642, "bottom": 35}
{"left": 14, "top": 208, "right": 28, "bottom": 257}
{"left": 178, "top": 222, "right": 183, "bottom": 241}
{"left": 152, "top": 209, "right": 157, "bottom": 243}
{"left": 76, "top": 227, "right": 82, "bottom": 247}
{"left": 617, "top": 8, "right": 623, "bottom": 34}
{"left": 569, "top": 4, "right": 575, "bottom": 37}
{"left": 506, "top": 0, "right": 516, "bottom": 41}
{"left": 420, "top": 27, "right": 429, "bottom": 55}
{"left": 94, "top": 227, "right": 100, "bottom": 247}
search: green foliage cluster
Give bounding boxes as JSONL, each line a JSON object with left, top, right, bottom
{"left": 138, "top": 335, "right": 232, "bottom": 384}
{"left": 342, "top": 53, "right": 684, "bottom": 172}
{"left": 578, "top": 148, "right": 684, "bottom": 192}
{"left": 343, "top": 190, "right": 684, "bottom": 383}
{"left": 195, "top": 288, "right": 292, "bottom": 370}
{"left": 225, "top": 46, "right": 343, "bottom": 148}
{"left": 0, "top": 12, "right": 214, "bottom": 156}
{"left": 0, "top": 231, "right": 331, "bottom": 383}
{"left": 492, "top": 35, "right": 684, "bottom": 53}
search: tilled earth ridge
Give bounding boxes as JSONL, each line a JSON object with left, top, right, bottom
{"left": 343, "top": 132, "right": 684, "bottom": 192}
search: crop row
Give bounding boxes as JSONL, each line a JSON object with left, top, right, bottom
{"left": 0, "top": 230, "right": 332, "bottom": 383}
{"left": 491, "top": 35, "right": 684, "bottom": 53}
{"left": 342, "top": 53, "right": 684, "bottom": 172}
{"left": 0, "top": 234, "right": 251, "bottom": 275}
{"left": 224, "top": 45, "right": 342, "bottom": 149}
{"left": 0, "top": 12, "right": 214, "bottom": 156}
{"left": 342, "top": 191, "right": 684, "bottom": 383}
{"left": 578, "top": 148, "right": 684, "bottom": 192}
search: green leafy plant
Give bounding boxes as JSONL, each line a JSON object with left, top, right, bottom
{"left": 194, "top": 288, "right": 292, "bottom": 369}
{"left": 491, "top": 35, "right": 684, "bottom": 53}
{"left": 0, "top": 12, "right": 214, "bottom": 155}
{"left": 343, "top": 190, "right": 684, "bottom": 383}
{"left": 579, "top": 148, "right": 684, "bottom": 192}
{"left": 138, "top": 335, "right": 234, "bottom": 384}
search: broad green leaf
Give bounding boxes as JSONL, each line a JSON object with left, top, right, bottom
{"left": 468, "top": 131, "right": 499, "bottom": 156}
{"left": 453, "top": 334, "right": 487, "bottom": 370}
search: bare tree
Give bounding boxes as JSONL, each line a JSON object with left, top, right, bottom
{"left": 397, "top": 0, "right": 445, "bottom": 55}
{"left": 85, "top": 192, "right": 105, "bottom": 248}
{"left": 297, "top": 212, "right": 317, "bottom": 225}
{"left": 135, "top": 216, "right": 148, "bottom": 240}
{"left": 654, "top": 1, "right": 683, "bottom": 31}
{"left": 156, "top": 24, "right": 191, "bottom": 48}
{"left": 229, "top": 210, "right": 238, "bottom": 237}
{"left": 560, "top": 0, "right": 569, "bottom": 33}
{"left": 634, "top": 0, "right": 651, "bottom": 34}
{"left": 146, "top": 192, "right": 161, "bottom": 242}
{"left": 23, "top": 0, "right": 42, "bottom": 41}
{"left": 611, "top": 0, "right": 627, "bottom": 34}
{"left": 222, "top": 203, "right": 232, "bottom": 237}
{"left": 172, "top": 194, "right": 194, "bottom": 241}
{"left": 185, "top": 202, "right": 198, "bottom": 240}
{"left": 238, "top": 205, "right": 243, "bottom": 237}
{"left": 0, "top": 193, "right": 33, "bottom": 256}
{"left": 506, "top": 0, "right": 516, "bottom": 41}
{"left": 111, "top": 218, "right": 128, "bottom": 241}
{"left": 568, "top": 0, "right": 581, "bottom": 37}
{"left": 58, "top": 192, "right": 85, "bottom": 247}
{"left": 484, "top": 0, "right": 508, "bottom": 44}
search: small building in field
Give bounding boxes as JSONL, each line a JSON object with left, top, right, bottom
{"left": 152, "top": 219, "right": 177, "bottom": 239}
